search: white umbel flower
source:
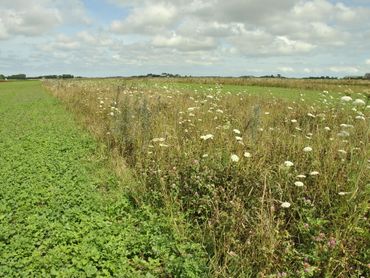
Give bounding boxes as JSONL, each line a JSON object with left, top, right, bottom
{"left": 341, "top": 96, "right": 352, "bottom": 102}
{"left": 152, "top": 137, "right": 165, "bottom": 142}
{"left": 355, "top": 116, "right": 365, "bottom": 121}
{"left": 353, "top": 99, "right": 365, "bottom": 106}
{"left": 200, "top": 134, "right": 214, "bottom": 140}
{"left": 307, "top": 113, "right": 316, "bottom": 118}
{"left": 284, "top": 161, "right": 294, "bottom": 167}
{"left": 294, "top": 181, "right": 304, "bottom": 187}
{"left": 281, "top": 202, "right": 291, "bottom": 208}
{"left": 230, "top": 154, "right": 240, "bottom": 162}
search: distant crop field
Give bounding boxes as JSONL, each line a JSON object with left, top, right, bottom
{"left": 44, "top": 78, "right": 369, "bottom": 277}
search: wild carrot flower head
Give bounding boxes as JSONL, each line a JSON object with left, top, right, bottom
{"left": 340, "top": 96, "right": 352, "bottom": 102}
{"left": 230, "top": 154, "right": 240, "bottom": 162}
{"left": 284, "top": 161, "right": 294, "bottom": 167}
{"left": 200, "top": 134, "right": 214, "bottom": 140}
{"left": 294, "top": 181, "right": 304, "bottom": 187}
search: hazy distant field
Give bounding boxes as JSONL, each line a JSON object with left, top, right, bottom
{"left": 41, "top": 77, "right": 369, "bottom": 277}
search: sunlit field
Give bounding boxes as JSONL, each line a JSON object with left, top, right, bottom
{"left": 44, "top": 78, "right": 369, "bottom": 277}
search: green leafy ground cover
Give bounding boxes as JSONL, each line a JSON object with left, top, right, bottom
{"left": 0, "top": 81, "right": 207, "bottom": 277}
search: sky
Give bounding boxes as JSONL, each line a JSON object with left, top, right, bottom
{"left": 0, "top": 0, "right": 370, "bottom": 77}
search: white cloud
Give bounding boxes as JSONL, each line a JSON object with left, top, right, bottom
{"left": 292, "top": 0, "right": 333, "bottom": 21}
{"left": 278, "top": 67, "right": 294, "bottom": 73}
{"left": 185, "top": 56, "right": 220, "bottom": 66}
{"left": 366, "top": 59, "right": 370, "bottom": 65}
{"left": 108, "top": 0, "right": 367, "bottom": 59}
{"left": 76, "top": 31, "right": 113, "bottom": 47}
{"left": 38, "top": 36, "right": 79, "bottom": 54}
{"left": 328, "top": 66, "right": 359, "bottom": 74}
{"left": 0, "top": 7, "right": 62, "bottom": 38}
{"left": 231, "top": 29, "right": 315, "bottom": 56}
{"left": 274, "top": 36, "right": 316, "bottom": 54}
{"left": 0, "top": 19, "right": 9, "bottom": 39}
{"left": 0, "top": 0, "right": 90, "bottom": 39}
{"left": 152, "top": 34, "right": 216, "bottom": 52}
{"left": 176, "top": 20, "right": 242, "bottom": 38}
{"left": 111, "top": 2, "right": 177, "bottom": 34}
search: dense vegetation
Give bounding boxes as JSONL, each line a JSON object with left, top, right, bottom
{"left": 0, "top": 81, "right": 207, "bottom": 277}
{"left": 0, "top": 74, "right": 75, "bottom": 80}
{"left": 45, "top": 78, "right": 369, "bottom": 277}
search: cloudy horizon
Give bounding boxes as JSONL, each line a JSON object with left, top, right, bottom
{"left": 1, "top": 0, "right": 370, "bottom": 77}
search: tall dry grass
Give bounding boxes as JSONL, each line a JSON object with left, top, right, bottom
{"left": 44, "top": 78, "right": 369, "bottom": 277}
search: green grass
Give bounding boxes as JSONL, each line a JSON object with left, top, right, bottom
{"left": 0, "top": 81, "right": 207, "bottom": 277}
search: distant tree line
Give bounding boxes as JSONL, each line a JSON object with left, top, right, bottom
{"left": 1, "top": 72, "right": 369, "bottom": 80}
{"left": 132, "top": 73, "right": 183, "bottom": 78}
{"left": 241, "top": 75, "right": 339, "bottom": 79}
{"left": 303, "top": 76, "right": 338, "bottom": 80}
{"left": 28, "top": 74, "right": 75, "bottom": 80}
{"left": 0, "top": 73, "right": 27, "bottom": 80}
{"left": 344, "top": 74, "right": 370, "bottom": 80}
{"left": 6, "top": 74, "right": 27, "bottom": 80}
{"left": 0, "top": 74, "right": 75, "bottom": 80}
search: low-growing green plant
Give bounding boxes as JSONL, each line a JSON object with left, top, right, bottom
{"left": 0, "top": 81, "right": 208, "bottom": 277}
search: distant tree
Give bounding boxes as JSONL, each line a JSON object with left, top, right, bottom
{"left": 45, "top": 75, "right": 58, "bottom": 79}
{"left": 343, "top": 75, "right": 363, "bottom": 80}
{"left": 61, "top": 74, "right": 74, "bottom": 79}
{"left": 364, "top": 73, "right": 370, "bottom": 80}
{"left": 7, "top": 74, "right": 26, "bottom": 80}
{"left": 0, "top": 74, "right": 5, "bottom": 80}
